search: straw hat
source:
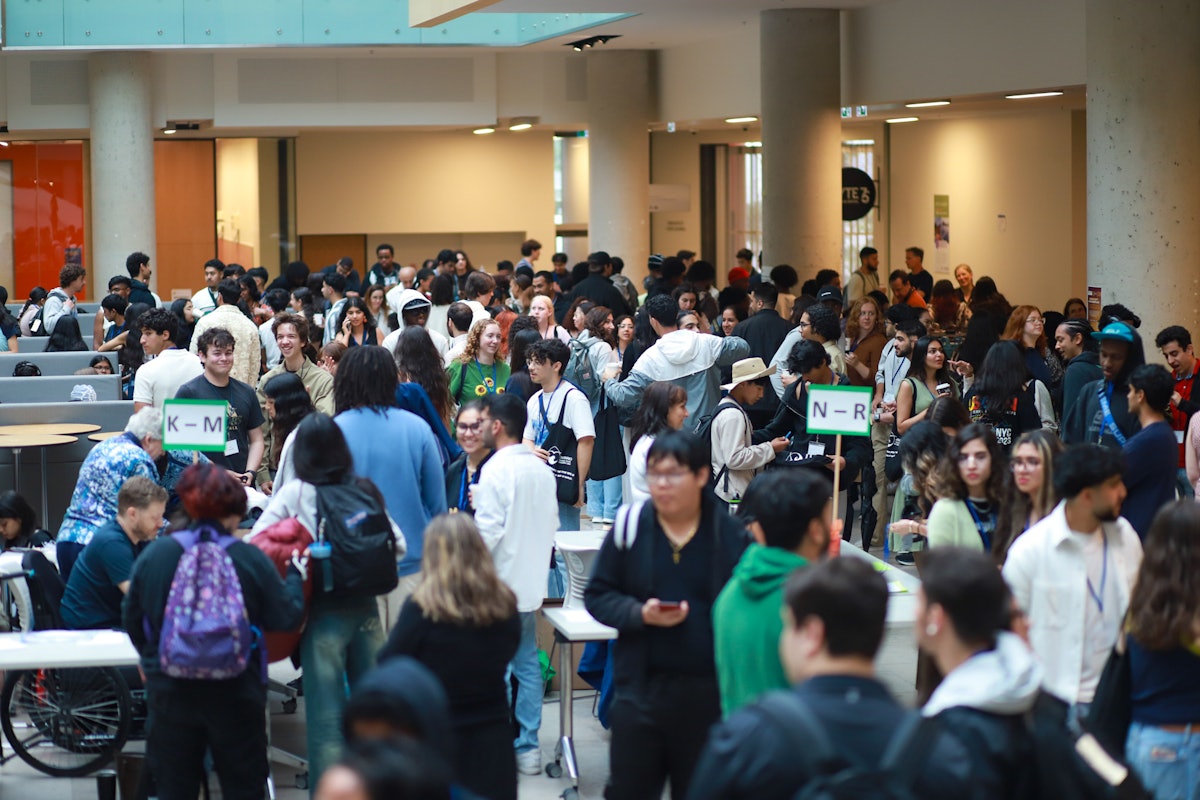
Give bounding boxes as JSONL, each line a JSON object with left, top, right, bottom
{"left": 721, "top": 357, "right": 777, "bottom": 391}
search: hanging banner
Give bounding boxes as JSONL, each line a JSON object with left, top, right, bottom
{"left": 933, "top": 194, "right": 951, "bottom": 275}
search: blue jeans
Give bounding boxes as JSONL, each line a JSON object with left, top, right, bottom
{"left": 508, "top": 611, "right": 541, "bottom": 754}
{"left": 1127, "top": 722, "right": 1200, "bottom": 800}
{"left": 1178, "top": 467, "right": 1196, "bottom": 499}
{"left": 586, "top": 476, "right": 623, "bottom": 521}
{"left": 301, "top": 594, "right": 385, "bottom": 791}
{"left": 548, "top": 501, "right": 579, "bottom": 597}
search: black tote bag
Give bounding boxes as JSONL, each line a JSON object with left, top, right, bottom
{"left": 1084, "top": 630, "right": 1132, "bottom": 755}
{"left": 589, "top": 390, "right": 627, "bottom": 481}
{"left": 541, "top": 388, "right": 581, "bottom": 505}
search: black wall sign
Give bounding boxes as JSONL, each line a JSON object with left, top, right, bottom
{"left": 842, "top": 167, "right": 876, "bottom": 221}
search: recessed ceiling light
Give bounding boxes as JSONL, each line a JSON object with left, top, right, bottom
{"left": 473, "top": 127, "right": 495, "bottom": 135}
{"left": 162, "top": 127, "right": 177, "bottom": 135}
{"left": 905, "top": 100, "right": 950, "bottom": 108}
{"left": 885, "top": 117, "right": 919, "bottom": 124}
{"left": 725, "top": 116, "right": 758, "bottom": 124}
{"left": 509, "top": 123, "right": 532, "bottom": 132}
{"left": 1005, "top": 91, "right": 1063, "bottom": 100}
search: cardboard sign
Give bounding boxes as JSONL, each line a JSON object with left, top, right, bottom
{"left": 162, "top": 399, "right": 228, "bottom": 452}
{"left": 806, "top": 384, "right": 872, "bottom": 436}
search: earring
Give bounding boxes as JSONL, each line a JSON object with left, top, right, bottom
{"left": 925, "top": 623, "right": 939, "bottom": 637}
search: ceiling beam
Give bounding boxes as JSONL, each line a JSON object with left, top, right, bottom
{"left": 410, "top": 0, "right": 504, "bottom": 28}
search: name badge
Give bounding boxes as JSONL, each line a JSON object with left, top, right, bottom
{"left": 807, "top": 441, "right": 826, "bottom": 458}
{"left": 225, "top": 439, "right": 240, "bottom": 457}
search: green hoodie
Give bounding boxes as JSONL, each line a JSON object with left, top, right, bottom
{"left": 712, "top": 543, "right": 809, "bottom": 717}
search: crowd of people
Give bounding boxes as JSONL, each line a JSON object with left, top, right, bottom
{"left": 2, "top": 240, "right": 1196, "bottom": 800}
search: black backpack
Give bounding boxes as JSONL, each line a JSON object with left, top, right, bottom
{"left": 28, "top": 289, "right": 68, "bottom": 336}
{"left": 693, "top": 401, "right": 745, "bottom": 494}
{"left": 753, "top": 690, "right": 935, "bottom": 800}
{"left": 1023, "top": 691, "right": 1151, "bottom": 800}
{"left": 314, "top": 480, "right": 400, "bottom": 598}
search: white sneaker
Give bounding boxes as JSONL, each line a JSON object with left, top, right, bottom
{"left": 516, "top": 749, "right": 542, "bottom": 776}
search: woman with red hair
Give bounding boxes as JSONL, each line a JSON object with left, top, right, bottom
{"left": 1001, "top": 304, "right": 1064, "bottom": 401}
{"left": 124, "top": 463, "right": 306, "bottom": 800}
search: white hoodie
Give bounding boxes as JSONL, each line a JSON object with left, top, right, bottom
{"left": 606, "top": 329, "right": 749, "bottom": 423}
{"left": 381, "top": 288, "right": 448, "bottom": 358}
{"left": 922, "top": 631, "right": 1043, "bottom": 718}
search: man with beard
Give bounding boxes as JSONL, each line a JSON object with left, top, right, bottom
{"left": 1003, "top": 444, "right": 1143, "bottom": 712}
{"left": 1061, "top": 321, "right": 1145, "bottom": 448}
{"left": 844, "top": 246, "right": 880, "bottom": 306}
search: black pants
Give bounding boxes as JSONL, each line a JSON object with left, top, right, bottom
{"left": 457, "top": 718, "right": 517, "bottom": 800}
{"left": 606, "top": 674, "right": 722, "bottom": 800}
{"left": 146, "top": 677, "right": 268, "bottom": 800}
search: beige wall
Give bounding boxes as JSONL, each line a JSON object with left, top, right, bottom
{"left": 295, "top": 130, "right": 556, "bottom": 253}
{"left": 887, "top": 109, "right": 1081, "bottom": 312}
{"left": 215, "top": 138, "right": 260, "bottom": 266}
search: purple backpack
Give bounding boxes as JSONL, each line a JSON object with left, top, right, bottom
{"left": 158, "top": 528, "right": 253, "bottom": 680}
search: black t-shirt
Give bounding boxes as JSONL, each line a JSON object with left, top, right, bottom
{"left": 174, "top": 374, "right": 264, "bottom": 473}
{"left": 647, "top": 518, "right": 718, "bottom": 676}
{"left": 61, "top": 520, "right": 141, "bottom": 630}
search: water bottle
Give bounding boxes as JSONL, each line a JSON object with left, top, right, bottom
{"left": 310, "top": 540, "right": 334, "bottom": 593}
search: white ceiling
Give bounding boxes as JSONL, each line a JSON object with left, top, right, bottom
{"left": 486, "top": 0, "right": 878, "bottom": 50}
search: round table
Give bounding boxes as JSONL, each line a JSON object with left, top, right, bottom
{"left": 0, "top": 433, "right": 81, "bottom": 528}
{"left": 0, "top": 423, "right": 101, "bottom": 437}
{"left": 87, "top": 431, "right": 124, "bottom": 442}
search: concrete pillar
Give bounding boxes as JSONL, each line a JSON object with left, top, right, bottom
{"left": 760, "top": 9, "right": 842, "bottom": 276}
{"left": 88, "top": 52, "right": 157, "bottom": 297}
{"left": 587, "top": 51, "right": 654, "bottom": 287}
{"left": 1087, "top": 1, "right": 1200, "bottom": 339}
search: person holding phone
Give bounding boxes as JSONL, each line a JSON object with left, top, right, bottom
{"left": 585, "top": 431, "right": 749, "bottom": 800}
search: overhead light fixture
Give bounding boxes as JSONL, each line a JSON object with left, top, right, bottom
{"left": 162, "top": 127, "right": 177, "bottom": 135}
{"left": 473, "top": 127, "right": 496, "bottom": 135}
{"left": 508, "top": 116, "right": 537, "bottom": 132}
{"left": 162, "top": 121, "right": 201, "bottom": 135}
{"left": 565, "top": 34, "right": 621, "bottom": 51}
{"left": 905, "top": 100, "right": 950, "bottom": 108}
{"left": 885, "top": 117, "right": 919, "bottom": 124}
{"left": 724, "top": 116, "right": 758, "bottom": 124}
{"left": 1005, "top": 91, "right": 1063, "bottom": 99}
{"left": 0, "top": 142, "right": 9, "bottom": 148}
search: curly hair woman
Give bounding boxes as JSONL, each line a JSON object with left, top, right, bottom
{"left": 447, "top": 319, "right": 509, "bottom": 406}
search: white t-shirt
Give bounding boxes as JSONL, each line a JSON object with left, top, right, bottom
{"left": 259, "top": 318, "right": 281, "bottom": 370}
{"left": 133, "top": 348, "right": 204, "bottom": 409}
{"left": 627, "top": 433, "right": 655, "bottom": 503}
{"left": 524, "top": 382, "right": 595, "bottom": 447}
{"left": 1071, "top": 528, "right": 1123, "bottom": 703}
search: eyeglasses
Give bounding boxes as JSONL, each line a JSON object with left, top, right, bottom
{"left": 1011, "top": 457, "right": 1042, "bottom": 471}
{"left": 798, "top": 321, "right": 812, "bottom": 329}
{"left": 457, "top": 422, "right": 483, "bottom": 433}
{"left": 646, "top": 470, "right": 694, "bottom": 486}
{"left": 1026, "top": 316, "right": 1044, "bottom": 325}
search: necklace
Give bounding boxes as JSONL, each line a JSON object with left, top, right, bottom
{"left": 659, "top": 515, "right": 701, "bottom": 564}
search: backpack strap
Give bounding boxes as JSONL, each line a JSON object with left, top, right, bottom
{"left": 751, "top": 690, "right": 839, "bottom": 777}
{"left": 612, "top": 501, "right": 646, "bottom": 550}
{"left": 878, "top": 713, "right": 938, "bottom": 791}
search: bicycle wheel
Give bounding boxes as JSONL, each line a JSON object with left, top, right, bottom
{"left": 1, "top": 666, "right": 132, "bottom": 777}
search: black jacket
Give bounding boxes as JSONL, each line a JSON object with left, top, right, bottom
{"left": 957, "top": 307, "right": 1007, "bottom": 369}
{"left": 128, "top": 279, "right": 156, "bottom": 308}
{"left": 754, "top": 377, "right": 872, "bottom": 483}
{"left": 1061, "top": 377, "right": 1140, "bottom": 447}
{"left": 687, "top": 676, "right": 972, "bottom": 800}
{"left": 933, "top": 706, "right": 1034, "bottom": 799}
{"left": 569, "top": 274, "right": 633, "bottom": 318}
{"left": 584, "top": 496, "right": 748, "bottom": 692}
{"left": 1062, "top": 351, "right": 1104, "bottom": 417}
{"left": 733, "top": 309, "right": 792, "bottom": 419}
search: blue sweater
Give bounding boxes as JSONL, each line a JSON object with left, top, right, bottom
{"left": 1120, "top": 420, "right": 1177, "bottom": 539}
{"left": 336, "top": 407, "right": 448, "bottom": 575}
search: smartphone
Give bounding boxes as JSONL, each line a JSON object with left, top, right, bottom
{"left": 936, "top": 383, "right": 951, "bottom": 395}
{"left": 657, "top": 601, "right": 683, "bottom": 611}
{"left": 785, "top": 431, "right": 794, "bottom": 442}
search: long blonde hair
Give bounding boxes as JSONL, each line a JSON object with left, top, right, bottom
{"left": 412, "top": 514, "right": 517, "bottom": 626}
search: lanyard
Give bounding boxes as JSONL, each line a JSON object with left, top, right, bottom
{"left": 1097, "top": 382, "right": 1128, "bottom": 445}
{"left": 474, "top": 359, "right": 498, "bottom": 394}
{"left": 538, "top": 383, "right": 559, "bottom": 431}
{"left": 1086, "top": 531, "right": 1110, "bottom": 614}
{"left": 964, "top": 498, "right": 994, "bottom": 552}
{"left": 458, "top": 463, "right": 472, "bottom": 510}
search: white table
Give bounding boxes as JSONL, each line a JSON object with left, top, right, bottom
{"left": 0, "top": 629, "right": 139, "bottom": 670}
{"left": 839, "top": 544, "right": 921, "bottom": 626}
{"left": 541, "top": 606, "right": 616, "bottom": 797}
